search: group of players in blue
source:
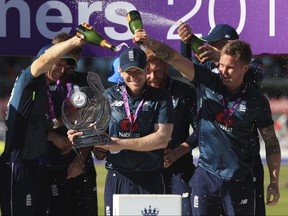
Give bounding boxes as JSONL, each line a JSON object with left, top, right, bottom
{"left": 0, "top": 20, "right": 281, "bottom": 216}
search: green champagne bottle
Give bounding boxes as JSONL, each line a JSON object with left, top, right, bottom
{"left": 127, "top": 10, "right": 143, "bottom": 34}
{"left": 76, "top": 23, "right": 116, "bottom": 51}
{"left": 189, "top": 34, "right": 205, "bottom": 62}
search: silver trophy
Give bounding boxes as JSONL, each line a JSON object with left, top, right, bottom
{"left": 62, "top": 72, "right": 111, "bottom": 148}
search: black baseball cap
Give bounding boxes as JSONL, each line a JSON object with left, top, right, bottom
{"left": 119, "top": 47, "right": 147, "bottom": 72}
{"left": 201, "top": 24, "right": 239, "bottom": 42}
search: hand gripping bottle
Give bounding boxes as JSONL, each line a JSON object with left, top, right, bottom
{"left": 127, "top": 10, "right": 143, "bottom": 34}
{"left": 76, "top": 23, "right": 116, "bottom": 51}
{"left": 127, "top": 10, "right": 146, "bottom": 51}
{"left": 189, "top": 34, "right": 205, "bottom": 62}
{"left": 178, "top": 21, "right": 205, "bottom": 62}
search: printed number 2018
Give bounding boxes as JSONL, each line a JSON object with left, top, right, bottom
{"left": 166, "top": 0, "right": 247, "bottom": 40}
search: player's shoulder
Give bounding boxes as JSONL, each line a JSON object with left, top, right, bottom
{"left": 171, "top": 78, "right": 194, "bottom": 89}
{"left": 170, "top": 78, "right": 196, "bottom": 96}
{"left": 147, "top": 85, "right": 171, "bottom": 97}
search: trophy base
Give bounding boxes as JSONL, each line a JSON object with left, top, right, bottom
{"left": 74, "top": 134, "right": 111, "bottom": 148}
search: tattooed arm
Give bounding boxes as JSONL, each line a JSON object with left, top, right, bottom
{"left": 259, "top": 125, "right": 281, "bottom": 205}
{"left": 133, "top": 29, "right": 195, "bottom": 81}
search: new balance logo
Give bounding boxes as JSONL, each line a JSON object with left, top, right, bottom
{"left": 182, "top": 192, "right": 189, "bottom": 198}
{"left": 239, "top": 199, "right": 248, "bottom": 205}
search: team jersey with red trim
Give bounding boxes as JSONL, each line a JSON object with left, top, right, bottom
{"left": 193, "top": 64, "right": 273, "bottom": 181}
{"left": 104, "top": 84, "right": 174, "bottom": 172}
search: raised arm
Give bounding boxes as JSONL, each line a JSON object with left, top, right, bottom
{"left": 133, "top": 29, "right": 195, "bottom": 81}
{"left": 258, "top": 125, "right": 281, "bottom": 205}
{"left": 31, "top": 36, "right": 84, "bottom": 78}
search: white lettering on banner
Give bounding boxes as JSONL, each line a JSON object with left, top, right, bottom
{"left": 78, "top": 1, "right": 133, "bottom": 40}
{"left": 167, "top": 0, "right": 202, "bottom": 39}
{"left": 208, "top": 0, "right": 245, "bottom": 34}
{"left": 78, "top": 1, "right": 103, "bottom": 25}
{"left": 270, "top": 0, "right": 275, "bottom": 36}
{"left": 36, "top": 1, "right": 72, "bottom": 38}
{"left": 0, "top": 0, "right": 131, "bottom": 40}
{"left": 0, "top": 0, "right": 286, "bottom": 55}
{"left": 167, "top": 0, "right": 247, "bottom": 40}
{"left": 167, "top": 0, "right": 174, "bottom": 5}
{"left": 0, "top": 0, "right": 30, "bottom": 37}
{"left": 104, "top": 2, "right": 135, "bottom": 40}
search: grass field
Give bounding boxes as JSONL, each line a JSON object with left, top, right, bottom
{"left": 0, "top": 141, "right": 287, "bottom": 215}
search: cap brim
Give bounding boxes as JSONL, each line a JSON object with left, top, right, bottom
{"left": 62, "top": 55, "right": 77, "bottom": 65}
{"left": 123, "top": 66, "right": 144, "bottom": 72}
{"left": 108, "top": 73, "right": 124, "bottom": 84}
{"left": 62, "top": 54, "right": 76, "bottom": 60}
{"left": 200, "top": 35, "right": 222, "bottom": 42}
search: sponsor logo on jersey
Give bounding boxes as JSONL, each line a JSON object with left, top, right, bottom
{"left": 119, "top": 117, "right": 139, "bottom": 132}
{"left": 111, "top": 100, "right": 124, "bottom": 107}
{"left": 142, "top": 101, "right": 151, "bottom": 111}
{"left": 239, "top": 101, "right": 247, "bottom": 112}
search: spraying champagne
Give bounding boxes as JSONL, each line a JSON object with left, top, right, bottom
{"left": 76, "top": 23, "right": 128, "bottom": 52}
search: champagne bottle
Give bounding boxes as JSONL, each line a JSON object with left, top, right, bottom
{"left": 127, "top": 10, "right": 143, "bottom": 34}
{"left": 127, "top": 10, "right": 146, "bottom": 51}
{"left": 189, "top": 34, "right": 205, "bottom": 62}
{"left": 76, "top": 23, "right": 116, "bottom": 51}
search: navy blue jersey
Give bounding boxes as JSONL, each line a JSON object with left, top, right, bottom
{"left": 104, "top": 84, "right": 174, "bottom": 172}
{"left": 4, "top": 66, "right": 47, "bottom": 160}
{"left": 193, "top": 64, "right": 273, "bottom": 181}
{"left": 168, "top": 78, "right": 198, "bottom": 149}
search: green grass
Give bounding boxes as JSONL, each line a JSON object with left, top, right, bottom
{"left": 264, "top": 165, "right": 288, "bottom": 215}
{"left": 95, "top": 162, "right": 107, "bottom": 215}
{"left": 0, "top": 141, "right": 3, "bottom": 154}
{"left": 0, "top": 141, "right": 287, "bottom": 215}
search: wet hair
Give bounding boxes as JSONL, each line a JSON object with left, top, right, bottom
{"left": 221, "top": 39, "right": 252, "bottom": 65}
{"left": 52, "top": 32, "right": 82, "bottom": 56}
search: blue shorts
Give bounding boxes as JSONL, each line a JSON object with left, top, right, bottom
{"left": 166, "top": 173, "right": 192, "bottom": 215}
{"left": 161, "top": 154, "right": 195, "bottom": 215}
{"left": 189, "top": 167, "right": 255, "bottom": 215}
{"left": 0, "top": 158, "right": 49, "bottom": 216}
{"left": 253, "top": 155, "right": 265, "bottom": 215}
{"left": 47, "top": 157, "right": 97, "bottom": 215}
{"left": 104, "top": 169, "right": 165, "bottom": 216}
